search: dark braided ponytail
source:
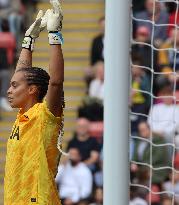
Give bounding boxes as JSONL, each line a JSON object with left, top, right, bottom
{"left": 17, "top": 67, "right": 50, "bottom": 102}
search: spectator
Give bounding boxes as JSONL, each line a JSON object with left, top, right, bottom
{"left": 130, "top": 166, "right": 151, "bottom": 200}
{"left": 154, "top": 76, "right": 173, "bottom": 100}
{"left": 132, "top": 26, "right": 158, "bottom": 72}
{"left": 89, "top": 187, "right": 103, "bottom": 205}
{"left": 0, "top": 19, "right": 15, "bottom": 111}
{"left": 0, "top": 0, "right": 23, "bottom": 43}
{"left": 0, "top": 19, "right": 16, "bottom": 65}
{"left": 161, "top": 195, "right": 172, "bottom": 205}
{"left": 130, "top": 186, "right": 148, "bottom": 205}
{"left": 90, "top": 17, "right": 105, "bottom": 65}
{"left": 89, "top": 61, "right": 104, "bottom": 101}
{"left": 130, "top": 58, "right": 151, "bottom": 134}
{"left": 130, "top": 196, "right": 147, "bottom": 205}
{"left": 158, "top": 28, "right": 179, "bottom": 72}
{"left": 67, "top": 118, "right": 100, "bottom": 171}
{"left": 0, "top": 47, "right": 12, "bottom": 111}
{"left": 78, "top": 96, "right": 103, "bottom": 121}
{"left": 85, "top": 60, "right": 102, "bottom": 90}
{"left": 134, "top": 0, "right": 169, "bottom": 45}
{"left": 162, "top": 171, "right": 179, "bottom": 204}
{"left": 56, "top": 148, "right": 93, "bottom": 205}
{"left": 147, "top": 184, "right": 161, "bottom": 205}
{"left": 132, "top": 121, "right": 170, "bottom": 184}
{"left": 148, "top": 82, "right": 179, "bottom": 142}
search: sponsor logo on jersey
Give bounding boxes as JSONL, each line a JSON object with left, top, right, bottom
{"left": 10, "top": 125, "right": 19, "bottom": 140}
{"left": 31, "top": 198, "right": 36, "bottom": 202}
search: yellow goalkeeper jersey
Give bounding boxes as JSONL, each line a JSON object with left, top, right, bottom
{"left": 4, "top": 101, "right": 62, "bottom": 205}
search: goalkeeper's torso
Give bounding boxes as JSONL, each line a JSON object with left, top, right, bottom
{"left": 4, "top": 101, "right": 62, "bottom": 205}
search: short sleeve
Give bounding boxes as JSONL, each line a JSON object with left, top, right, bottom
{"left": 41, "top": 100, "right": 62, "bottom": 124}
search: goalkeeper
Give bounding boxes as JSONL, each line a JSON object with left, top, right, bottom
{"left": 4, "top": 0, "right": 64, "bottom": 204}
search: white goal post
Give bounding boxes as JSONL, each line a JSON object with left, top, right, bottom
{"left": 103, "top": 0, "right": 131, "bottom": 204}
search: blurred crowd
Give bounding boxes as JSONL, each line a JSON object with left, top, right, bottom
{"left": 0, "top": 0, "right": 37, "bottom": 112}
{"left": 55, "top": 16, "right": 105, "bottom": 205}
{"left": 131, "top": 0, "right": 179, "bottom": 204}
{"left": 55, "top": 118, "right": 103, "bottom": 205}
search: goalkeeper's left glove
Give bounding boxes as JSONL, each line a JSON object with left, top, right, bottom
{"left": 22, "top": 10, "right": 48, "bottom": 51}
{"left": 47, "top": 0, "right": 64, "bottom": 45}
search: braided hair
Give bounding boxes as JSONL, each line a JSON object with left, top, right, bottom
{"left": 17, "top": 67, "right": 50, "bottom": 102}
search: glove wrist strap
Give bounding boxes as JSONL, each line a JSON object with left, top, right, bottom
{"left": 48, "top": 32, "right": 64, "bottom": 45}
{"left": 22, "top": 36, "right": 35, "bottom": 51}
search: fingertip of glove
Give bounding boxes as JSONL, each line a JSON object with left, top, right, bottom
{"left": 50, "top": 0, "right": 62, "bottom": 11}
{"left": 46, "top": 9, "right": 52, "bottom": 14}
{"left": 36, "top": 10, "right": 44, "bottom": 20}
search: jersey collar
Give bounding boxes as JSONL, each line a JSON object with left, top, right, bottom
{"left": 17, "top": 103, "right": 40, "bottom": 122}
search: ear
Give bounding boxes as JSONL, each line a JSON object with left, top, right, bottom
{"left": 28, "top": 85, "right": 38, "bottom": 96}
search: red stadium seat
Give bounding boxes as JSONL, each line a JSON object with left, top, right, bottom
{"left": 0, "top": 32, "right": 16, "bottom": 65}
{"left": 174, "top": 152, "right": 179, "bottom": 169}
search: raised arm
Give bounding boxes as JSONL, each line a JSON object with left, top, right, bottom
{"left": 46, "top": 44, "right": 64, "bottom": 116}
{"left": 45, "top": 0, "right": 64, "bottom": 116}
{"left": 15, "top": 1, "right": 64, "bottom": 116}
{"left": 16, "top": 49, "right": 32, "bottom": 71}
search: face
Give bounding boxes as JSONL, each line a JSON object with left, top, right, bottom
{"left": 136, "top": 32, "right": 149, "bottom": 43}
{"left": 76, "top": 118, "right": 90, "bottom": 137}
{"left": 145, "top": 0, "right": 154, "bottom": 14}
{"left": 69, "top": 148, "right": 81, "bottom": 166}
{"left": 132, "top": 65, "right": 143, "bottom": 78}
{"left": 7, "top": 71, "right": 36, "bottom": 108}
{"left": 159, "top": 87, "right": 173, "bottom": 105}
{"left": 138, "top": 122, "right": 150, "bottom": 138}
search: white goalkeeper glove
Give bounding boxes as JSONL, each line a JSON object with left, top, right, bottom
{"left": 22, "top": 10, "right": 48, "bottom": 51}
{"left": 47, "top": 0, "right": 64, "bottom": 45}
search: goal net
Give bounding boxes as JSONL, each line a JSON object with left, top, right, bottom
{"left": 130, "top": 0, "right": 179, "bottom": 204}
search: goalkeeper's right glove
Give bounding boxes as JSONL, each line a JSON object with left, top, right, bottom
{"left": 22, "top": 10, "right": 48, "bottom": 51}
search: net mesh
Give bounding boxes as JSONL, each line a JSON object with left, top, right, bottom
{"left": 130, "top": 0, "right": 179, "bottom": 204}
